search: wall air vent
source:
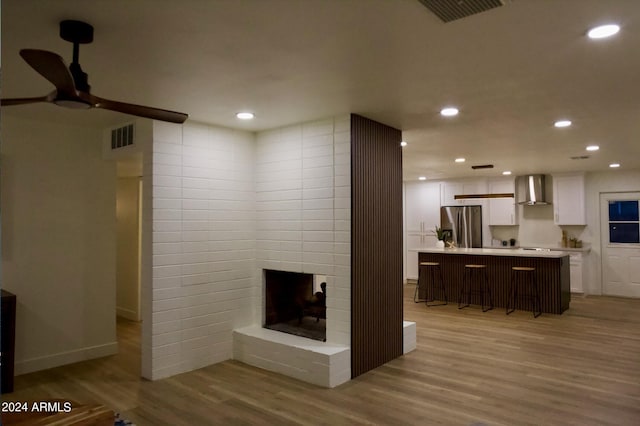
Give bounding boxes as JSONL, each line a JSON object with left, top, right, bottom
{"left": 111, "top": 123, "right": 135, "bottom": 150}
{"left": 417, "top": 0, "right": 507, "bottom": 23}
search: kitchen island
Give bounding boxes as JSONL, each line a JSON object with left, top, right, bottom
{"left": 416, "top": 248, "right": 570, "bottom": 314}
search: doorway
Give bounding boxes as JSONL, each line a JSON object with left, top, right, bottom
{"left": 116, "top": 176, "right": 142, "bottom": 320}
{"left": 599, "top": 192, "right": 640, "bottom": 297}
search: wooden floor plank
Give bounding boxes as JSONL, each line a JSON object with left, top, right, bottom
{"left": 4, "top": 287, "right": 640, "bottom": 425}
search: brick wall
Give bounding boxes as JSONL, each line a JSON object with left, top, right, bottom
{"left": 255, "top": 115, "right": 351, "bottom": 346}
{"left": 144, "top": 121, "right": 256, "bottom": 379}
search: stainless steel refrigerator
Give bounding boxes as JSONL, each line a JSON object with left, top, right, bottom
{"left": 440, "top": 205, "right": 483, "bottom": 248}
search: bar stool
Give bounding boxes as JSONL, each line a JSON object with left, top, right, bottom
{"left": 458, "top": 264, "right": 493, "bottom": 312}
{"left": 506, "top": 266, "right": 541, "bottom": 318}
{"left": 416, "top": 262, "right": 448, "bottom": 307}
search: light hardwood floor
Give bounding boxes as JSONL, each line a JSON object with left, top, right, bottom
{"left": 4, "top": 287, "right": 640, "bottom": 425}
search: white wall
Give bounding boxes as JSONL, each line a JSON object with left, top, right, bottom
{"left": 583, "top": 169, "right": 640, "bottom": 295}
{"left": 143, "top": 121, "right": 256, "bottom": 380}
{"left": 255, "top": 116, "right": 351, "bottom": 346}
{"left": 0, "top": 115, "right": 117, "bottom": 374}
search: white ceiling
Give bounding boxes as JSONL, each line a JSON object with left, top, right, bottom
{"left": 2, "top": 0, "right": 639, "bottom": 180}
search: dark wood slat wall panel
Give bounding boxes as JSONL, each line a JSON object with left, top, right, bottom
{"left": 418, "top": 252, "right": 571, "bottom": 314}
{"left": 351, "top": 114, "right": 403, "bottom": 378}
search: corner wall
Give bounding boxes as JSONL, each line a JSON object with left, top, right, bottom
{"left": 143, "top": 121, "right": 256, "bottom": 380}
{"left": 0, "top": 116, "right": 117, "bottom": 374}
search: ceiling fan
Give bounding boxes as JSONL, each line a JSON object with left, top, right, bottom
{"left": 1, "top": 20, "right": 188, "bottom": 124}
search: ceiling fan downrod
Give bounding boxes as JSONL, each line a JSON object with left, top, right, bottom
{"left": 60, "top": 20, "right": 93, "bottom": 92}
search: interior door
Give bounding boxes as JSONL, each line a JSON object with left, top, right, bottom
{"left": 600, "top": 192, "right": 640, "bottom": 297}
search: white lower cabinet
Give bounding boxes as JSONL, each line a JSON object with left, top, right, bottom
{"left": 406, "top": 234, "right": 437, "bottom": 280}
{"left": 569, "top": 252, "right": 583, "bottom": 293}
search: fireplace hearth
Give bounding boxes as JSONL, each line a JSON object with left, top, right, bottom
{"left": 264, "top": 269, "right": 326, "bottom": 342}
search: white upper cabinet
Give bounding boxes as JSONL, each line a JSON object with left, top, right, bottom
{"left": 440, "top": 180, "right": 488, "bottom": 206}
{"left": 488, "top": 178, "right": 518, "bottom": 225}
{"left": 406, "top": 181, "right": 441, "bottom": 232}
{"left": 440, "top": 182, "right": 464, "bottom": 206}
{"left": 552, "top": 173, "right": 586, "bottom": 225}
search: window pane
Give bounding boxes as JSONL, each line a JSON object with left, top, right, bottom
{"left": 609, "top": 223, "right": 640, "bottom": 243}
{"left": 609, "top": 201, "right": 639, "bottom": 221}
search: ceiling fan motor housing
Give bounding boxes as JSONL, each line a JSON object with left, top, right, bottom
{"left": 69, "top": 62, "right": 90, "bottom": 92}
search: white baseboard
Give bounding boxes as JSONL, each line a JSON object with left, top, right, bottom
{"left": 117, "top": 306, "right": 140, "bottom": 321}
{"left": 15, "top": 341, "right": 118, "bottom": 375}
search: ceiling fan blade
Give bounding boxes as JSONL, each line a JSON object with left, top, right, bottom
{"left": 84, "top": 93, "right": 188, "bottom": 124}
{"left": 1, "top": 95, "right": 51, "bottom": 106}
{"left": 20, "top": 49, "right": 76, "bottom": 93}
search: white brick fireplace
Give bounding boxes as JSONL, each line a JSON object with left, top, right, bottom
{"left": 143, "top": 115, "right": 417, "bottom": 388}
{"left": 233, "top": 116, "right": 352, "bottom": 387}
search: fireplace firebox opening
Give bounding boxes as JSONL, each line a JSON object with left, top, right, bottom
{"left": 264, "top": 270, "right": 326, "bottom": 342}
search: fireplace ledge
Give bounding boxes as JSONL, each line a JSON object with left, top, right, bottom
{"left": 233, "top": 326, "right": 350, "bottom": 388}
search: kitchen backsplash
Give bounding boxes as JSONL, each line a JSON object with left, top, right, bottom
{"left": 490, "top": 203, "right": 589, "bottom": 248}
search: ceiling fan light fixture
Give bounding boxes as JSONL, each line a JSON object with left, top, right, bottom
{"left": 588, "top": 24, "right": 620, "bottom": 39}
{"left": 236, "top": 112, "right": 254, "bottom": 120}
{"left": 54, "top": 98, "right": 92, "bottom": 109}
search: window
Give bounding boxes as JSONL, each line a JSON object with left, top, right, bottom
{"left": 608, "top": 200, "right": 640, "bottom": 244}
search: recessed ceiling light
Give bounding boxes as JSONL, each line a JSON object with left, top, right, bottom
{"left": 609, "top": 163, "right": 621, "bottom": 168}
{"left": 554, "top": 120, "right": 572, "bottom": 128}
{"left": 588, "top": 24, "right": 620, "bottom": 39}
{"left": 236, "top": 112, "right": 254, "bottom": 120}
{"left": 400, "top": 141, "right": 407, "bottom": 147}
{"left": 586, "top": 145, "right": 600, "bottom": 151}
{"left": 440, "top": 107, "right": 459, "bottom": 117}
{"left": 418, "top": 176, "right": 427, "bottom": 181}
{"left": 502, "top": 171, "right": 512, "bottom": 175}
{"left": 455, "top": 158, "right": 465, "bottom": 163}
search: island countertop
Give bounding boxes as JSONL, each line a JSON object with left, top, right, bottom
{"left": 412, "top": 247, "right": 570, "bottom": 258}
{"left": 415, "top": 249, "right": 571, "bottom": 314}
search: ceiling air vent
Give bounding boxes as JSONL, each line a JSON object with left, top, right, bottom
{"left": 570, "top": 155, "right": 590, "bottom": 160}
{"left": 111, "top": 123, "right": 135, "bottom": 150}
{"left": 417, "top": 0, "right": 506, "bottom": 23}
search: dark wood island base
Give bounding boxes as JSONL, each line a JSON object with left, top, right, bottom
{"left": 418, "top": 249, "right": 570, "bottom": 314}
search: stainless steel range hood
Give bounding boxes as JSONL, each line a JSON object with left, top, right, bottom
{"left": 516, "top": 174, "right": 550, "bottom": 205}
